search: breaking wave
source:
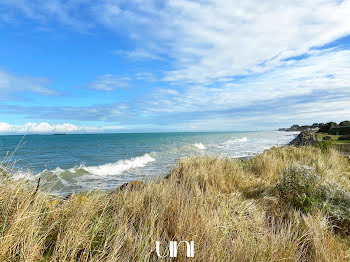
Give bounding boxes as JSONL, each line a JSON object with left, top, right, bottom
{"left": 82, "top": 153, "right": 156, "bottom": 176}
{"left": 12, "top": 153, "right": 156, "bottom": 181}
{"left": 193, "top": 143, "right": 206, "bottom": 150}
{"left": 223, "top": 137, "right": 248, "bottom": 145}
{"left": 5, "top": 131, "right": 298, "bottom": 194}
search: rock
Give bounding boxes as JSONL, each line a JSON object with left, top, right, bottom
{"left": 323, "top": 136, "right": 331, "bottom": 141}
{"left": 289, "top": 131, "right": 317, "bottom": 147}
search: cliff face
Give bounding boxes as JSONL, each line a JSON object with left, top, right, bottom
{"left": 289, "top": 131, "right": 317, "bottom": 146}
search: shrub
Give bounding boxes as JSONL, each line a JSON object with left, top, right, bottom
{"left": 278, "top": 167, "right": 350, "bottom": 229}
{"left": 278, "top": 167, "right": 324, "bottom": 213}
{"left": 317, "top": 140, "right": 332, "bottom": 152}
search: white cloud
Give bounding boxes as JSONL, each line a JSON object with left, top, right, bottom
{"left": 151, "top": 94, "right": 350, "bottom": 131}
{"left": 135, "top": 72, "right": 157, "bottom": 82}
{"left": 115, "top": 49, "right": 163, "bottom": 60}
{"left": 0, "top": 0, "right": 93, "bottom": 31}
{"left": 88, "top": 74, "right": 131, "bottom": 91}
{"left": 145, "top": 50, "right": 350, "bottom": 113}
{"left": 92, "top": 0, "right": 350, "bottom": 84}
{"left": 164, "top": 0, "right": 350, "bottom": 84}
{"left": 3, "top": 0, "right": 350, "bottom": 85}
{"left": 0, "top": 122, "right": 124, "bottom": 134}
{"left": 0, "top": 69, "right": 57, "bottom": 98}
{"left": 1, "top": 0, "right": 350, "bottom": 129}
{"left": 288, "top": 99, "right": 350, "bottom": 121}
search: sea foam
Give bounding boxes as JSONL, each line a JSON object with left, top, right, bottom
{"left": 223, "top": 137, "right": 248, "bottom": 145}
{"left": 193, "top": 143, "right": 206, "bottom": 150}
{"left": 29, "top": 153, "right": 156, "bottom": 182}
{"left": 82, "top": 153, "right": 156, "bottom": 176}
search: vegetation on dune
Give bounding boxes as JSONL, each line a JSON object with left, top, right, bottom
{"left": 278, "top": 167, "right": 350, "bottom": 227}
{"left": 316, "top": 134, "right": 350, "bottom": 153}
{"left": 1, "top": 146, "right": 350, "bottom": 261}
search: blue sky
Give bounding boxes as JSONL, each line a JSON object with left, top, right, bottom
{"left": 0, "top": 0, "right": 350, "bottom": 134}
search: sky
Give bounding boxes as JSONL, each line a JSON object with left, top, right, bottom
{"left": 0, "top": 0, "right": 350, "bottom": 134}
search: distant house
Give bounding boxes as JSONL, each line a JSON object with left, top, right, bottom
{"left": 329, "top": 126, "right": 350, "bottom": 135}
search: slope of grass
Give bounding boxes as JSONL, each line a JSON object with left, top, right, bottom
{"left": 316, "top": 133, "right": 350, "bottom": 144}
{"left": 1, "top": 146, "right": 350, "bottom": 261}
{"left": 316, "top": 133, "right": 350, "bottom": 153}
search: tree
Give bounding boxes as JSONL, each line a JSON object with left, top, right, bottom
{"left": 318, "top": 122, "right": 337, "bottom": 133}
{"left": 339, "top": 121, "right": 350, "bottom": 126}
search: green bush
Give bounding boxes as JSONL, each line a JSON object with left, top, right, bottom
{"left": 278, "top": 167, "right": 350, "bottom": 226}
{"left": 318, "top": 122, "right": 338, "bottom": 133}
{"left": 317, "top": 140, "right": 332, "bottom": 152}
{"left": 278, "top": 167, "right": 324, "bottom": 213}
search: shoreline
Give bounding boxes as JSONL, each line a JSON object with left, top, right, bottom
{"left": 2, "top": 131, "right": 297, "bottom": 195}
{"left": 57, "top": 132, "right": 300, "bottom": 197}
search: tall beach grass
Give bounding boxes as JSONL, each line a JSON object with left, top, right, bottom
{"left": 1, "top": 146, "right": 350, "bottom": 261}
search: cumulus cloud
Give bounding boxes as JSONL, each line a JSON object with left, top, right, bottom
{"left": 0, "top": 69, "right": 58, "bottom": 98}
{"left": 0, "top": 122, "right": 124, "bottom": 134}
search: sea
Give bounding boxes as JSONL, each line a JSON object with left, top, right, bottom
{"left": 0, "top": 131, "right": 298, "bottom": 194}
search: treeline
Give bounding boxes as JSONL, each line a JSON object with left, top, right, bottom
{"left": 315, "top": 121, "right": 350, "bottom": 133}
{"left": 279, "top": 120, "right": 350, "bottom": 133}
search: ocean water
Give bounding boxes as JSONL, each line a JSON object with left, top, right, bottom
{"left": 0, "top": 131, "right": 298, "bottom": 194}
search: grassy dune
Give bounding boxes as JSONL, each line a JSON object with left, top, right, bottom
{"left": 1, "top": 146, "right": 350, "bottom": 261}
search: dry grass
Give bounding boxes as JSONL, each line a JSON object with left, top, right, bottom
{"left": 1, "top": 146, "right": 350, "bottom": 261}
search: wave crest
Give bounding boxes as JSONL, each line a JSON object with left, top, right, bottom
{"left": 193, "top": 143, "right": 206, "bottom": 150}
{"left": 223, "top": 137, "right": 248, "bottom": 145}
{"left": 83, "top": 153, "right": 156, "bottom": 176}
